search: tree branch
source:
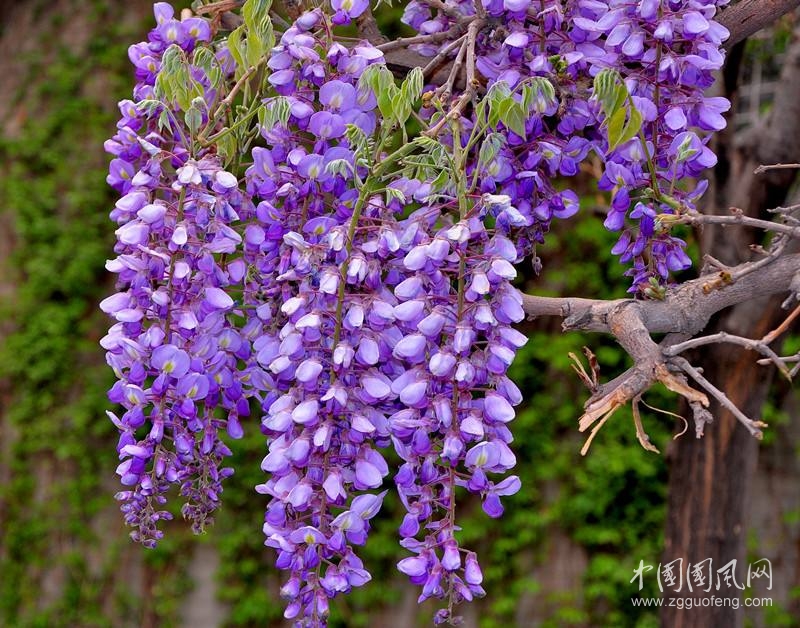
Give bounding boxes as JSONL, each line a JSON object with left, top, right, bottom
{"left": 355, "top": 7, "right": 387, "bottom": 46}
{"left": 522, "top": 253, "right": 800, "bottom": 337}
{"left": 671, "top": 357, "right": 768, "bottom": 438}
{"left": 717, "top": 0, "right": 800, "bottom": 49}
{"left": 668, "top": 210, "right": 800, "bottom": 239}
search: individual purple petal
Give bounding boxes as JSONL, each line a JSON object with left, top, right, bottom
{"left": 503, "top": 0, "right": 530, "bottom": 11}
{"left": 465, "top": 442, "right": 501, "bottom": 469}
{"left": 398, "top": 555, "right": 428, "bottom": 577}
{"left": 205, "top": 287, "right": 234, "bottom": 310}
{"left": 362, "top": 374, "right": 392, "bottom": 399}
{"left": 664, "top": 107, "right": 687, "bottom": 131}
{"left": 151, "top": 344, "right": 190, "bottom": 377}
{"left": 441, "top": 540, "right": 461, "bottom": 571}
{"left": 493, "top": 475, "right": 522, "bottom": 496}
{"left": 355, "top": 459, "right": 383, "bottom": 488}
{"left": 484, "top": 392, "right": 515, "bottom": 423}
{"left": 351, "top": 490, "right": 387, "bottom": 519}
{"left": 393, "top": 334, "right": 427, "bottom": 362}
{"left": 683, "top": 11, "right": 709, "bottom": 36}
{"left": 464, "top": 552, "right": 483, "bottom": 585}
{"left": 292, "top": 399, "right": 319, "bottom": 424}
{"left": 289, "top": 526, "right": 327, "bottom": 545}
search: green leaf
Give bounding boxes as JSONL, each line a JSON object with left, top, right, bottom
{"left": 345, "top": 123, "right": 371, "bottom": 156}
{"left": 593, "top": 68, "right": 621, "bottom": 115}
{"left": 226, "top": 26, "right": 247, "bottom": 76}
{"left": 242, "top": 0, "right": 274, "bottom": 67}
{"left": 257, "top": 97, "right": 291, "bottom": 129}
{"left": 477, "top": 132, "right": 506, "bottom": 172}
{"left": 192, "top": 46, "right": 222, "bottom": 89}
{"left": 499, "top": 100, "right": 527, "bottom": 138}
{"left": 606, "top": 102, "right": 642, "bottom": 152}
{"left": 326, "top": 158, "right": 353, "bottom": 178}
{"left": 593, "top": 68, "right": 642, "bottom": 152}
{"left": 385, "top": 186, "right": 407, "bottom": 204}
{"left": 377, "top": 84, "right": 399, "bottom": 124}
{"left": 392, "top": 91, "right": 411, "bottom": 126}
{"left": 522, "top": 77, "right": 556, "bottom": 114}
{"left": 158, "top": 109, "right": 171, "bottom": 133}
{"left": 486, "top": 81, "right": 513, "bottom": 129}
{"left": 216, "top": 130, "right": 237, "bottom": 164}
{"left": 401, "top": 67, "right": 424, "bottom": 105}
{"left": 184, "top": 106, "right": 203, "bottom": 137}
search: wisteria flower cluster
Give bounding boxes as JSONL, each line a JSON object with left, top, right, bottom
{"left": 101, "top": 0, "right": 729, "bottom": 624}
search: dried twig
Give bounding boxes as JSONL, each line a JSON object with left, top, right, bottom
{"left": 762, "top": 302, "right": 800, "bottom": 343}
{"left": 670, "top": 210, "right": 800, "bottom": 239}
{"left": 436, "top": 37, "right": 468, "bottom": 98}
{"left": 568, "top": 348, "right": 599, "bottom": 393}
{"left": 424, "top": 17, "right": 485, "bottom": 137}
{"left": 632, "top": 396, "right": 660, "bottom": 453}
{"left": 377, "top": 26, "right": 464, "bottom": 53}
{"left": 418, "top": 0, "right": 471, "bottom": 21}
{"left": 421, "top": 34, "right": 467, "bottom": 77}
{"left": 688, "top": 400, "right": 714, "bottom": 438}
{"left": 663, "top": 331, "right": 791, "bottom": 379}
{"left": 671, "top": 357, "right": 767, "bottom": 438}
{"left": 754, "top": 162, "right": 800, "bottom": 174}
{"left": 639, "top": 397, "right": 690, "bottom": 440}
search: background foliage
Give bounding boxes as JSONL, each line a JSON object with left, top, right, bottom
{"left": 0, "top": 1, "right": 794, "bottom": 626}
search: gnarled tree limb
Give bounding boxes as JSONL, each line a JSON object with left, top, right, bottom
{"left": 522, "top": 253, "right": 800, "bottom": 336}
{"left": 523, "top": 252, "right": 799, "bottom": 453}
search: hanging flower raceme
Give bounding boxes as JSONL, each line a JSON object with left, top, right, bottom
{"left": 243, "top": 14, "right": 401, "bottom": 622}
{"left": 382, "top": 195, "right": 525, "bottom": 621}
{"left": 102, "top": 4, "right": 250, "bottom": 545}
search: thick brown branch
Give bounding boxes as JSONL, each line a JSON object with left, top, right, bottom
{"left": 355, "top": 7, "right": 387, "bottom": 46}
{"left": 717, "top": 0, "right": 800, "bottom": 49}
{"left": 522, "top": 253, "right": 800, "bottom": 336}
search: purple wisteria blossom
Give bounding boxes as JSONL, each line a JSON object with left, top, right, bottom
{"left": 102, "top": 1, "right": 731, "bottom": 625}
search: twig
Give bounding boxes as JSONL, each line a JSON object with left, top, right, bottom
{"left": 640, "top": 397, "right": 689, "bottom": 440}
{"left": 672, "top": 357, "right": 767, "bottom": 439}
{"left": 761, "top": 302, "right": 800, "bottom": 343}
{"left": 632, "top": 396, "right": 660, "bottom": 453}
{"left": 670, "top": 211, "right": 800, "bottom": 239}
{"left": 754, "top": 162, "right": 800, "bottom": 174}
{"left": 418, "top": 0, "right": 471, "bottom": 21}
{"left": 701, "top": 253, "right": 731, "bottom": 274}
{"left": 688, "top": 400, "right": 714, "bottom": 438}
{"left": 580, "top": 406, "right": 614, "bottom": 456}
{"left": 377, "top": 26, "right": 464, "bottom": 53}
{"left": 199, "top": 62, "right": 262, "bottom": 144}
{"left": 768, "top": 203, "right": 800, "bottom": 214}
{"left": 424, "top": 17, "right": 484, "bottom": 137}
{"left": 663, "top": 331, "right": 791, "bottom": 379}
{"left": 421, "top": 34, "right": 467, "bottom": 77}
{"left": 436, "top": 37, "right": 468, "bottom": 98}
